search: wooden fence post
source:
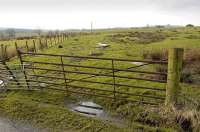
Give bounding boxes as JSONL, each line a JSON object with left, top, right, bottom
{"left": 165, "top": 48, "right": 184, "bottom": 106}
{"left": 54, "top": 37, "right": 56, "bottom": 44}
{"left": 45, "top": 38, "right": 48, "bottom": 48}
{"left": 50, "top": 38, "right": 53, "bottom": 47}
{"left": 4, "top": 45, "right": 7, "bottom": 60}
{"left": 25, "top": 41, "right": 29, "bottom": 52}
{"left": 0, "top": 44, "right": 4, "bottom": 60}
{"left": 39, "top": 39, "right": 42, "bottom": 50}
{"left": 33, "top": 40, "right": 36, "bottom": 52}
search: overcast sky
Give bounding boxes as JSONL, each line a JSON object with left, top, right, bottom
{"left": 0, "top": 0, "right": 199, "bottom": 29}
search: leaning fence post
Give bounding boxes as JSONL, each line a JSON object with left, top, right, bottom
{"left": 60, "top": 56, "right": 68, "bottom": 93}
{"left": 165, "top": 48, "right": 184, "bottom": 107}
{"left": 16, "top": 47, "right": 30, "bottom": 89}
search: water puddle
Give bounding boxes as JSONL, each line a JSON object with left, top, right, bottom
{"left": 96, "top": 43, "right": 110, "bottom": 49}
{"left": 65, "top": 100, "right": 126, "bottom": 127}
{"left": 73, "top": 101, "right": 103, "bottom": 117}
{"left": 130, "top": 62, "right": 144, "bottom": 65}
{"left": 0, "top": 80, "right": 3, "bottom": 84}
{"left": 0, "top": 80, "right": 4, "bottom": 87}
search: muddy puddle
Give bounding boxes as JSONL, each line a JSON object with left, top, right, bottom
{"left": 64, "top": 100, "right": 126, "bottom": 127}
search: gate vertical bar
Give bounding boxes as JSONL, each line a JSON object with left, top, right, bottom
{"left": 61, "top": 56, "right": 68, "bottom": 92}
{"left": 112, "top": 59, "right": 116, "bottom": 100}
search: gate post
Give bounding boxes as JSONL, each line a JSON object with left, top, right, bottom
{"left": 165, "top": 48, "right": 184, "bottom": 107}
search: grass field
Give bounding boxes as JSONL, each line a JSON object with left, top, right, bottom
{"left": 1, "top": 27, "right": 200, "bottom": 131}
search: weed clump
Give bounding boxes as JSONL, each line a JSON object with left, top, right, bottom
{"left": 142, "top": 50, "right": 167, "bottom": 61}
{"left": 133, "top": 106, "right": 200, "bottom": 132}
{"left": 183, "top": 49, "right": 200, "bottom": 84}
{"left": 142, "top": 49, "right": 168, "bottom": 80}
{"left": 181, "top": 69, "right": 194, "bottom": 83}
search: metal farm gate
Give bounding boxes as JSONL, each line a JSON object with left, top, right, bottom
{"left": 9, "top": 49, "right": 169, "bottom": 105}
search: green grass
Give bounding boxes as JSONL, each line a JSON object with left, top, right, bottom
{"left": 1, "top": 27, "right": 200, "bottom": 131}
{"left": 0, "top": 90, "right": 176, "bottom": 132}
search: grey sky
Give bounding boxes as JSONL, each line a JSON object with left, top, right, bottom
{"left": 0, "top": 0, "right": 199, "bottom": 29}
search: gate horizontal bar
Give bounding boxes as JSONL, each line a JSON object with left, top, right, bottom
{"left": 27, "top": 75, "right": 165, "bottom": 91}
{"left": 38, "top": 86, "right": 162, "bottom": 105}
{"left": 26, "top": 67, "right": 167, "bottom": 83}
{"left": 20, "top": 51, "right": 167, "bottom": 64}
{"left": 26, "top": 79, "right": 165, "bottom": 100}
{"left": 22, "top": 60, "right": 167, "bottom": 76}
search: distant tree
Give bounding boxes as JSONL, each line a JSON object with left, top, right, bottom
{"left": 6, "top": 28, "right": 15, "bottom": 39}
{"left": 186, "top": 24, "right": 194, "bottom": 28}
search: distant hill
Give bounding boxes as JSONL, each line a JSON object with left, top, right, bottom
{"left": 0, "top": 27, "right": 35, "bottom": 32}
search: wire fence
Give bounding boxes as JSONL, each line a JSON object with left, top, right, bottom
{"left": 0, "top": 34, "right": 69, "bottom": 61}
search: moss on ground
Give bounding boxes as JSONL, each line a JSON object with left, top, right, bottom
{"left": 0, "top": 90, "right": 176, "bottom": 132}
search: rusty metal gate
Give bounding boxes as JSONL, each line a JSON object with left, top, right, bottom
{"left": 6, "top": 50, "right": 168, "bottom": 105}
